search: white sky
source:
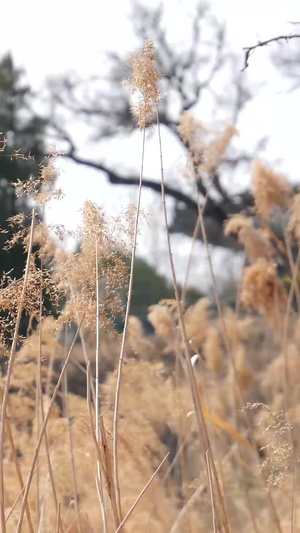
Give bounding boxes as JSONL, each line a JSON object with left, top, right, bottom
{"left": 1, "top": 0, "right": 300, "bottom": 296}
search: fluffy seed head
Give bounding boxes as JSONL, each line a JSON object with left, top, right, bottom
{"left": 177, "top": 112, "right": 208, "bottom": 148}
{"left": 241, "top": 258, "right": 287, "bottom": 326}
{"left": 203, "top": 327, "right": 221, "bottom": 372}
{"left": 124, "top": 39, "right": 161, "bottom": 129}
{"left": 200, "top": 124, "right": 238, "bottom": 175}
{"left": 251, "top": 160, "right": 292, "bottom": 218}
{"left": 178, "top": 114, "right": 238, "bottom": 180}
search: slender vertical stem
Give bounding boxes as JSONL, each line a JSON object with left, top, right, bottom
{"left": 36, "top": 294, "right": 42, "bottom": 526}
{"left": 63, "top": 325, "right": 82, "bottom": 533}
{"left": 0, "top": 208, "right": 36, "bottom": 533}
{"left": 69, "top": 281, "right": 96, "bottom": 405}
{"left": 87, "top": 364, "right": 117, "bottom": 529}
{"left": 290, "top": 460, "right": 296, "bottom": 533}
{"left": 196, "top": 185, "right": 282, "bottom": 532}
{"left": 156, "top": 111, "right": 230, "bottom": 533}
{"left": 38, "top": 259, "right": 63, "bottom": 531}
{"left": 206, "top": 451, "right": 217, "bottom": 533}
{"left": 55, "top": 502, "right": 61, "bottom": 533}
{"left": 95, "top": 241, "right": 100, "bottom": 453}
{"left": 95, "top": 476, "right": 107, "bottom": 533}
{"left": 94, "top": 242, "right": 108, "bottom": 530}
{"left": 113, "top": 127, "right": 146, "bottom": 524}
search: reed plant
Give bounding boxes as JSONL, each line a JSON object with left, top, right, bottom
{"left": 0, "top": 40, "right": 299, "bottom": 533}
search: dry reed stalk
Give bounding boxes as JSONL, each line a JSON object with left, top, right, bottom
{"left": 181, "top": 213, "right": 202, "bottom": 304}
{"left": 38, "top": 492, "right": 47, "bottom": 533}
{"left": 187, "top": 153, "right": 282, "bottom": 530}
{"left": 36, "top": 307, "right": 41, "bottom": 526}
{"left": 69, "top": 281, "right": 96, "bottom": 405}
{"left": 113, "top": 126, "right": 146, "bottom": 524}
{"left": 181, "top": 177, "right": 216, "bottom": 303}
{"left": 15, "top": 319, "right": 83, "bottom": 532}
{"left": 169, "top": 484, "right": 207, "bottom": 533}
{"left": 95, "top": 242, "right": 102, "bottom": 498}
{"left": 290, "top": 461, "right": 296, "bottom": 533}
{"left": 37, "top": 285, "right": 64, "bottom": 532}
{"left": 99, "top": 416, "right": 116, "bottom": 512}
{"left": 227, "top": 257, "right": 260, "bottom": 533}
{"left": 4, "top": 419, "right": 34, "bottom": 533}
{"left": 197, "top": 202, "right": 282, "bottom": 532}
{"left": 282, "top": 251, "right": 300, "bottom": 408}
{"left": 55, "top": 502, "right": 61, "bottom": 533}
{"left": 278, "top": 246, "right": 300, "bottom": 532}
{"left": 206, "top": 450, "right": 217, "bottom": 533}
{"left": 283, "top": 227, "right": 300, "bottom": 311}
{"left": 5, "top": 488, "right": 25, "bottom": 524}
{"left": 143, "top": 433, "right": 190, "bottom": 532}
{"left": 5, "top": 463, "right": 40, "bottom": 524}
{"left": 95, "top": 242, "right": 100, "bottom": 438}
{"left": 114, "top": 453, "right": 169, "bottom": 533}
{"left": 0, "top": 208, "right": 36, "bottom": 533}
{"left": 95, "top": 475, "right": 107, "bottom": 533}
{"left": 174, "top": 347, "right": 193, "bottom": 530}
{"left": 181, "top": 119, "right": 280, "bottom": 528}
{"left": 87, "top": 363, "right": 118, "bottom": 530}
{"left": 36, "top": 215, "right": 43, "bottom": 528}
{"left": 156, "top": 110, "right": 230, "bottom": 533}
{"left": 63, "top": 330, "right": 82, "bottom": 533}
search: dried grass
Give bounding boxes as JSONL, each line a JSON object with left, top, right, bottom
{"left": 0, "top": 40, "right": 300, "bottom": 533}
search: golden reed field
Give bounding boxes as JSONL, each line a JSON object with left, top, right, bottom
{"left": 1, "top": 40, "right": 300, "bottom": 532}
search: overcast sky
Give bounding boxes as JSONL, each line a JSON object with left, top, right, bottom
{"left": 1, "top": 0, "right": 300, "bottom": 295}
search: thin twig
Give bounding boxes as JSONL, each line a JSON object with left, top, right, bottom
{"left": 242, "top": 34, "right": 300, "bottom": 70}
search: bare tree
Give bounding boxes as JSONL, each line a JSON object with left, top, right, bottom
{"left": 46, "top": 1, "right": 260, "bottom": 250}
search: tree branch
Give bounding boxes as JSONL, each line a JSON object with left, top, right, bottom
{"left": 243, "top": 34, "right": 300, "bottom": 70}
{"left": 64, "top": 151, "right": 252, "bottom": 250}
{"left": 66, "top": 151, "right": 199, "bottom": 211}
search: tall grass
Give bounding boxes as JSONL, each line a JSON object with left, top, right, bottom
{"left": 0, "top": 39, "right": 299, "bottom": 532}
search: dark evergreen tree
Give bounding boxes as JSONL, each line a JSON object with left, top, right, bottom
{"left": 0, "top": 53, "right": 47, "bottom": 280}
